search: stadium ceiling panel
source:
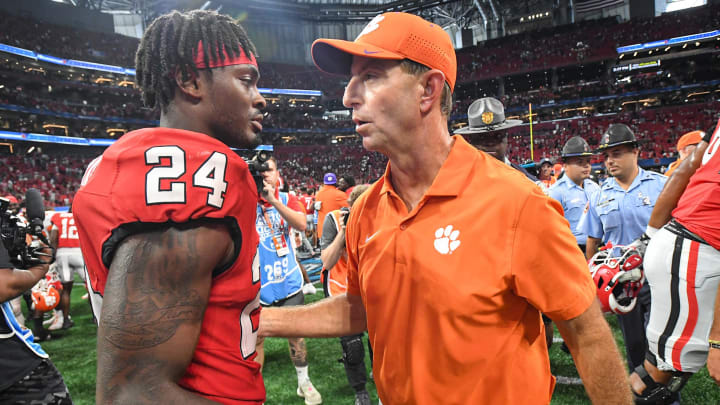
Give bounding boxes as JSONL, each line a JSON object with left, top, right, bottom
{"left": 64, "top": 0, "right": 556, "bottom": 30}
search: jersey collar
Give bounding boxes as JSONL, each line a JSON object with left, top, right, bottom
{"left": 379, "top": 135, "right": 472, "bottom": 198}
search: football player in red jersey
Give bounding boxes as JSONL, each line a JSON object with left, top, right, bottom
{"left": 73, "top": 10, "right": 267, "bottom": 404}
{"left": 629, "top": 121, "right": 720, "bottom": 403}
{"left": 49, "top": 209, "right": 84, "bottom": 330}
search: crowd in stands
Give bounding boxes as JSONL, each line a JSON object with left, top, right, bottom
{"left": 456, "top": 3, "right": 720, "bottom": 82}
{"left": 2, "top": 98, "right": 716, "bottom": 208}
{"left": 0, "top": 152, "right": 94, "bottom": 206}
{"left": 1, "top": 5, "right": 719, "bottom": 207}
{"left": 0, "top": 10, "right": 138, "bottom": 67}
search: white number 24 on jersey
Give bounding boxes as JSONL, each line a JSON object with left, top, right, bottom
{"left": 145, "top": 146, "right": 228, "bottom": 208}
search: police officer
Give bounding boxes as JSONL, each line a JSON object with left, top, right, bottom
{"left": 580, "top": 123, "right": 667, "bottom": 372}
{"left": 548, "top": 136, "right": 600, "bottom": 253}
{"left": 454, "top": 97, "right": 539, "bottom": 183}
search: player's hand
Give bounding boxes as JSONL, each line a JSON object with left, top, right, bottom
{"left": 709, "top": 346, "right": 720, "bottom": 386}
{"left": 314, "top": 201, "right": 322, "bottom": 211}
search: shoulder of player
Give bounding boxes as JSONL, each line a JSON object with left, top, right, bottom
{"left": 109, "top": 128, "right": 247, "bottom": 170}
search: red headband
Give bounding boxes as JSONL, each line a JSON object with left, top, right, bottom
{"left": 194, "top": 41, "right": 257, "bottom": 69}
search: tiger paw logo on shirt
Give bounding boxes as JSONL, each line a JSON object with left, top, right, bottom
{"left": 434, "top": 225, "right": 461, "bottom": 254}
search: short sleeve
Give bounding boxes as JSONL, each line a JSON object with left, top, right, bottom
{"left": 49, "top": 213, "right": 61, "bottom": 229}
{"left": 286, "top": 194, "right": 305, "bottom": 214}
{"left": 580, "top": 190, "right": 603, "bottom": 240}
{"left": 511, "top": 190, "right": 596, "bottom": 321}
{"left": 547, "top": 184, "right": 562, "bottom": 206}
{"left": 320, "top": 213, "right": 338, "bottom": 250}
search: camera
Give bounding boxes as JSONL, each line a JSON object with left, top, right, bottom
{"left": 0, "top": 191, "right": 54, "bottom": 269}
{"left": 242, "top": 148, "right": 272, "bottom": 196}
{"left": 340, "top": 207, "right": 350, "bottom": 226}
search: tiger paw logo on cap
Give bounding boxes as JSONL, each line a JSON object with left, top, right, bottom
{"left": 356, "top": 15, "right": 385, "bottom": 40}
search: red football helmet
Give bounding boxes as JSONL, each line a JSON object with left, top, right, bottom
{"left": 31, "top": 271, "right": 63, "bottom": 313}
{"left": 589, "top": 244, "right": 644, "bottom": 314}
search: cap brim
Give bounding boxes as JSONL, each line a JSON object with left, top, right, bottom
{"left": 453, "top": 119, "right": 522, "bottom": 135}
{"left": 561, "top": 152, "right": 594, "bottom": 158}
{"left": 594, "top": 139, "right": 644, "bottom": 153}
{"left": 311, "top": 39, "right": 404, "bottom": 76}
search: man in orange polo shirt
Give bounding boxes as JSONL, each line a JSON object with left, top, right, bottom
{"left": 260, "top": 11, "right": 632, "bottom": 405}
{"left": 664, "top": 130, "right": 704, "bottom": 177}
{"left": 314, "top": 172, "right": 349, "bottom": 240}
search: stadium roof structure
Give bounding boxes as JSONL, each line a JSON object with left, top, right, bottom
{"left": 53, "top": 0, "right": 555, "bottom": 32}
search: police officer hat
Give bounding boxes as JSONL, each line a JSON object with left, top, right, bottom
{"left": 454, "top": 97, "right": 522, "bottom": 134}
{"left": 596, "top": 124, "right": 638, "bottom": 152}
{"left": 561, "top": 136, "right": 593, "bottom": 158}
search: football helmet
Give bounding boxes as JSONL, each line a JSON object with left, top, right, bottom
{"left": 31, "top": 271, "right": 63, "bottom": 313}
{"left": 589, "top": 244, "right": 644, "bottom": 314}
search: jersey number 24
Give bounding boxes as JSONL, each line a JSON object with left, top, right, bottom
{"left": 145, "top": 146, "right": 228, "bottom": 208}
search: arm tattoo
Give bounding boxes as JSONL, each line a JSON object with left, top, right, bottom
{"left": 101, "top": 229, "right": 206, "bottom": 350}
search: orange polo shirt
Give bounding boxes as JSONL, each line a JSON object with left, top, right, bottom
{"left": 315, "top": 184, "right": 349, "bottom": 239}
{"left": 345, "top": 135, "right": 596, "bottom": 405}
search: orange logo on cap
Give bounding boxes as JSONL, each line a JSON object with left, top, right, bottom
{"left": 481, "top": 112, "right": 494, "bottom": 124}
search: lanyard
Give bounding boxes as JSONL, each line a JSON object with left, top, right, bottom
{"left": 259, "top": 204, "right": 285, "bottom": 234}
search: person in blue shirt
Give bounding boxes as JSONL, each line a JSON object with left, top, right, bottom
{"left": 254, "top": 157, "right": 323, "bottom": 405}
{"left": 580, "top": 123, "right": 667, "bottom": 373}
{"left": 548, "top": 136, "right": 600, "bottom": 253}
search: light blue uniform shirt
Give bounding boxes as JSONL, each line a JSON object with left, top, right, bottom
{"left": 580, "top": 168, "right": 667, "bottom": 246}
{"left": 548, "top": 175, "right": 601, "bottom": 245}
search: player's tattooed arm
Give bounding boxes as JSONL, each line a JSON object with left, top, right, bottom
{"left": 96, "top": 223, "right": 235, "bottom": 404}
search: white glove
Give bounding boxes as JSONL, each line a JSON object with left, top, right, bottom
{"left": 314, "top": 201, "right": 322, "bottom": 211}
{"left": 302, "top": 283, "right": 317, "bottom": 295}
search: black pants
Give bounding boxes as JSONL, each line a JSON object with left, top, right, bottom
{"left": 0, "top": 359, "right": 73, "bottom": 404}
{"left": 616, "top": 283, "right": 651, "bottom": 371}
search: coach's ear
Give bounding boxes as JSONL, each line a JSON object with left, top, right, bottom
{"left": 419, "top": 69, "right": 445, "bottom": 115}
{"left": 174, "top": 68, "right": 203, "bottom": 101}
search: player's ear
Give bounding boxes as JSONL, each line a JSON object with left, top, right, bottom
{"left": 174, "top": 68, "right": 204, "bottom": 100}
{"left": 419, "top": 69, "right": 445, "bottom": 115}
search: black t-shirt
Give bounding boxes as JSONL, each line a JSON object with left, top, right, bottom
{"left": 0, "top": 242, "right": 44, "bottom": 391}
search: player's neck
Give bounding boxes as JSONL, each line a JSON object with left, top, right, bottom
{"left": 159, "top": 106, "right": 212, "bottom": 138}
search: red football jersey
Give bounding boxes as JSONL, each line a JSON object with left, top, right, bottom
{"left": 673, "top": 119, "right": 720, "bottom": 251}
{"left": 50, "top": 212, "right": 81, "bottom": 248}
{"left": 300, "top": 194, "right": 315, "bottom": 214}
{"left": 73, "top": 128, "right": 264, "bottom": 404}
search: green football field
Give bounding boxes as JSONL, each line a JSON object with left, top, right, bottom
{"left": 37, "top": 284, "right": 719, "bottom": 404}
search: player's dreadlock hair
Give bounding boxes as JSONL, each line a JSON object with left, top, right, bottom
{"left": 135, "top": 10, "right": 258, "bottom": 112}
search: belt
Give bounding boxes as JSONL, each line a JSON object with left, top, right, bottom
{"left": 665, "top": 219, "right": 708, "bottom": 245}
